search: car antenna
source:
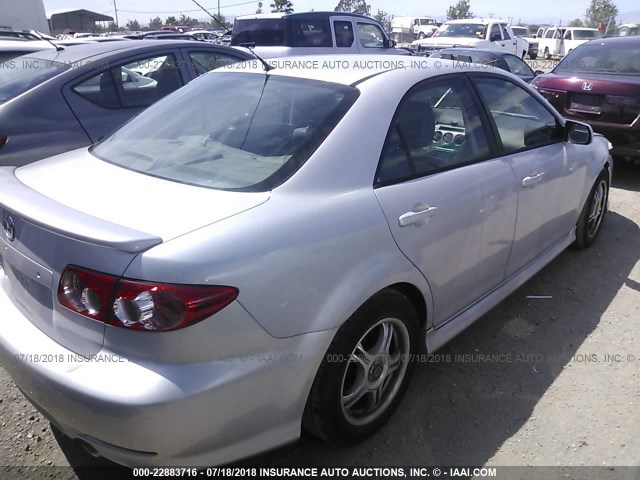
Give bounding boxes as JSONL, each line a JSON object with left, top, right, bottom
{"left": 34, "top": 31, "right": 64, "bottom": 51}
{"left": 238, "top": 43, "right": 274, "bottom": 72}
{"left": 188, "top": 0, "right": 272, "bottom": 71}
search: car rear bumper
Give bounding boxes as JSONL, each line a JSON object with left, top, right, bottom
{"left": 0, "top": 274, "right": 336, "bottom": 466}
{"left": 584, "top": 122, "right": 640, "bottom": 158}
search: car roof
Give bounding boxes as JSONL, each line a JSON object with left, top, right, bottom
{"left": 583, "top": 35, "right": 640, "bottom": 45}
{"left": 221, "top": 54, "right": 499, "bottom": 86}
{"left": 14, "top": 40, "right": 244, "bottom": 63}
{"left": 236, "top": 11, "right": 374, "bottom": 21}
{"left": 0, "top": 40, "right": 54, "bottom": 51}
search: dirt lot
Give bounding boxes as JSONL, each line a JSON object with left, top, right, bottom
{"left": 0, "top": 161, "right": 639, "bottom": 478}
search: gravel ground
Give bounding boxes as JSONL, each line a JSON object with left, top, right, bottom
{"left": 0, "top": 160, "right": 638, "bottom": 479}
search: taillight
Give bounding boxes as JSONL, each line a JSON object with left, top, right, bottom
{"left": 0, "top": 136, "right": 7, "bottom": 148}
{"left": 57, "top": 266, "right": 238, "bottom": 332}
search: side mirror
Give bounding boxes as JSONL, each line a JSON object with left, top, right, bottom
{"left": 565, "top": 120, "right": 592, "bottom": 145}
{"left": 384, "top": 38, "right": 396, "bottom": 48}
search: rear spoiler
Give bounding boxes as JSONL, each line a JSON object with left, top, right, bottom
{"left": 0, "top": 167, "right": 162, "bottom": 253}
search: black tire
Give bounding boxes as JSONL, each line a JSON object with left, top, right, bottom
{"left": 530, "top": 53, "right": 537, "bottom": 60}
{"left": 544, "top": 48, "right": 551, "bottom": 60}
{"left": 573, "top": 170, "right": 609, "bottom": 249}
{"left": 419, "top": 32, "right": 426, "bottom": 39}
{"left": 303, "top": 289, "right": 419, "bottom": 445}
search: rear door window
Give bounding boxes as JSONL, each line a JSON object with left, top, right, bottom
{"left": 73, "top": 53, "right": 183, "bottom": 109}
{"left": 334, "top": 21, "right": 354, "bottom": 47}
{"left": 290, "top": 19, "right": 332, "bottom": 47}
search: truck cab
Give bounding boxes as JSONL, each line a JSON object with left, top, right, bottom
{"left": 412, "top": 19, "right": 529, "bottom": 58}
{"left": 231, "top": 12, "right": 405, "bottom": 58}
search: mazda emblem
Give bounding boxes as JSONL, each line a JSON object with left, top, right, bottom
{"left": 3, "top": 215, "right": 15, "bottom": 242}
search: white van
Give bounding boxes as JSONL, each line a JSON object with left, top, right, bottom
{"left": 539, "top": 27, "right": 602, "bottom": 59}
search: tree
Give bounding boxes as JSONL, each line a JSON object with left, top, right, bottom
{"left": 529, "top": 24, "right": 541, "bottom": 34}
{"left": 206, "top": 14, "right": 232, "bottom": 30}
{"left": 447, "top": 0, "right": 473, "bottom": 20}
{"left": 584, "top": 0, "right": 619, "bottom": 35}
{"left": 125, "top": 19, "right": 141, "bottom": 31}
{"left": 165, "top": 16, "right": 177, "bottom": 25}
{"left": 178, "top": 14, "right": 199, "bottom": 27}
{"left": 149, "top": 16, "right": 163, "bottom": 30}
{"left": 256, "top": 2, "right": 263, "bottom": 14}
{"left": 271, "top": 0, "right": 294, "bottom": 13}
{"left": 374, "top": 9, "right": 391, "bottom": 32}
{"left": 335, "top": 0, "right": 371, "bottom": 16}
{"left": 569, "top": 18, "right": 584, "bottom": 27}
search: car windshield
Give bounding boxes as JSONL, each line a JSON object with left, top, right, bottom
{"left": 231, "top": 19, "right": 285, "bottom": 46}
{"left": 0, "top": 57, "right": 68, "bottom": 104}
{"left": 434, "top": 23, "right": 487, "bottom": 38}
{"left": 91, "top": 72, "right": 359, "bottom": 191}
{"left": 572, "top": 30, "right": 602, "bottom": 40}
{"left": 511, "top": 27, "right": 529, "bottom": 36}
{"left": 555, "top": 41, "right": 640, "bottom": 75}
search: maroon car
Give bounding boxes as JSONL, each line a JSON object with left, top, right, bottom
{"left": 531, "top": 36, "right": 640, "bottom": 162}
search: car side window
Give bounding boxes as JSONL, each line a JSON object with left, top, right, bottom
{"left": 290, "top": 19, "right": 332, "bottom": 47}
{"left": 73, "top": 53, "right": 183, "bottom": 109}
{"left": 501, "top": 25, "right": 511, "bottom": 40}
{"left": 376, "top": 77, "right": 490, "bottom": 185}
{"left": 474, "top": 77, "right": 561, "bottom": 153}
{"left": 544, "top": 29, "right": 555, "bottom": 39}
{"left": 490, "top": 24, "right": 502, "bottom": 41}
{"left": 188, "top": 51, "right": 240, "bottom": 74}
{"left": 356, "top": 23, "right": 385, "bottom": 48}
{"left": 503, "top": 54, "right": 533, "bottom": 76}
{"left": 334, "top": 21, "right": 354, "bottom": 47}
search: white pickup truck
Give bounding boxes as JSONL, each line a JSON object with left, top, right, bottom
{"left": 412, "top": 18, "right": 529, "bottom": 59}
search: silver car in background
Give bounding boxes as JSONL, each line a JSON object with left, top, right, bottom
{"left": 0, "top": 56, "right": 611, "bottom": 466}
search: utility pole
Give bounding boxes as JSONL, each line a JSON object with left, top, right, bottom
{"left": 218, "top": 0, "right": 220, "bottom": 17}
{"left": 113, "top": 0, "right": 119, "bottom": 27}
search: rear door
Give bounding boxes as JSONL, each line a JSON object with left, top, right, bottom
{"left": 374, "top": 75, "right": 518, "bottom": 326}
{"left": 500, "top": 24, "right": 518, "bottom": 54}
{"left": 331, "top": 17, "right": 359, "bottom": 52}
{"left": 62, "top": 48, "right": 188, "bottom": 142}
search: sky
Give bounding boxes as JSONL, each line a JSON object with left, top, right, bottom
{"left": 42, "top": 0, "right": 640, "bottom": 26}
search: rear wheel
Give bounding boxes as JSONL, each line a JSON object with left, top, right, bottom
{"left": 544, "top": 47, "right": 551, "bottom": 60}
{"left": 573, "top": 170, "right": 609, "bottom": 249}
{"left": 303, "top": 290, "right": 418, "bottom": 444}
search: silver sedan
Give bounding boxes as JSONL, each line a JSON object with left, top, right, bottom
{"left": 0, "top": 56, "right": 611, "bottom": 466}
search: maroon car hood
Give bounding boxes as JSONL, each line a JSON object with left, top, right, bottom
{"left": 533, "top": 71, "right": 640, "bottom": 95}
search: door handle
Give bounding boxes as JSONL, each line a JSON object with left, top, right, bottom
{"left": 398, "top": 204, "right": 438, "bottom": 227}
{"left": 522, "top": 172, "right": 545, "bottom": 187}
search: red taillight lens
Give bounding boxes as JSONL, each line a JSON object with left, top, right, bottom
{"left": 58, "top": 267, "right": 118, "bottom": 321}
{"left": 111, "top": 280, "right": 238, "bottom": 332}
{"left": 58, "top": 266, "right": 238, "bottom": 332}
{"left": 0, "top": 136, "right": 8, "bottom": 148}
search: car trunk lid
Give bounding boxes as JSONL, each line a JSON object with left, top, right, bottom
{"left": 0, "top": 153, "right": 269, "bottom": 355}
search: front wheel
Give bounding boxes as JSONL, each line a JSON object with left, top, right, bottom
{"left": 303, "top": 290, "right": 418, "bottom": 444}
{"left": 418, "top": 32, "right": 426, "bottom": 39}
{"left": 529, "top": 53, "right": 537, "bottom": 60}
{"left": 544, "top": 48, "right": 551, "bottom": 60}
{"left": 573, "top": 170, "right": 609, "bottom": 249}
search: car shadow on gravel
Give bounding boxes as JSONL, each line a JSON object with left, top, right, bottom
{"left": 612, "top": 159, "right": 640, "bottom": 192}
{"left": 54, "top": 202, "right": 640, "bottom": 475}
{"left": 241, "top": 209, "right": 640, "bottom": 467}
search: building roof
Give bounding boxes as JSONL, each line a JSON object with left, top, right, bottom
{"left": 46, "top": 9, "right": 113, "bottom": 22}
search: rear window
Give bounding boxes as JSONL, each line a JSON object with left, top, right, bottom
{"left": 555, "top": 41, "right": 640, "bottom": 75}
{"left": 91, "top": 72, "right": 359, "bottom": 191}
{"left": 0, "top": 57, "right": 68, "bottom": 104}
{"left": 231, "top": 19, "right": 285, "bottom": 46}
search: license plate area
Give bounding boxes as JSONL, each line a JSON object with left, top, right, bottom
{"left": 569, "top": 93, "right": 604, "bottom": 114}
